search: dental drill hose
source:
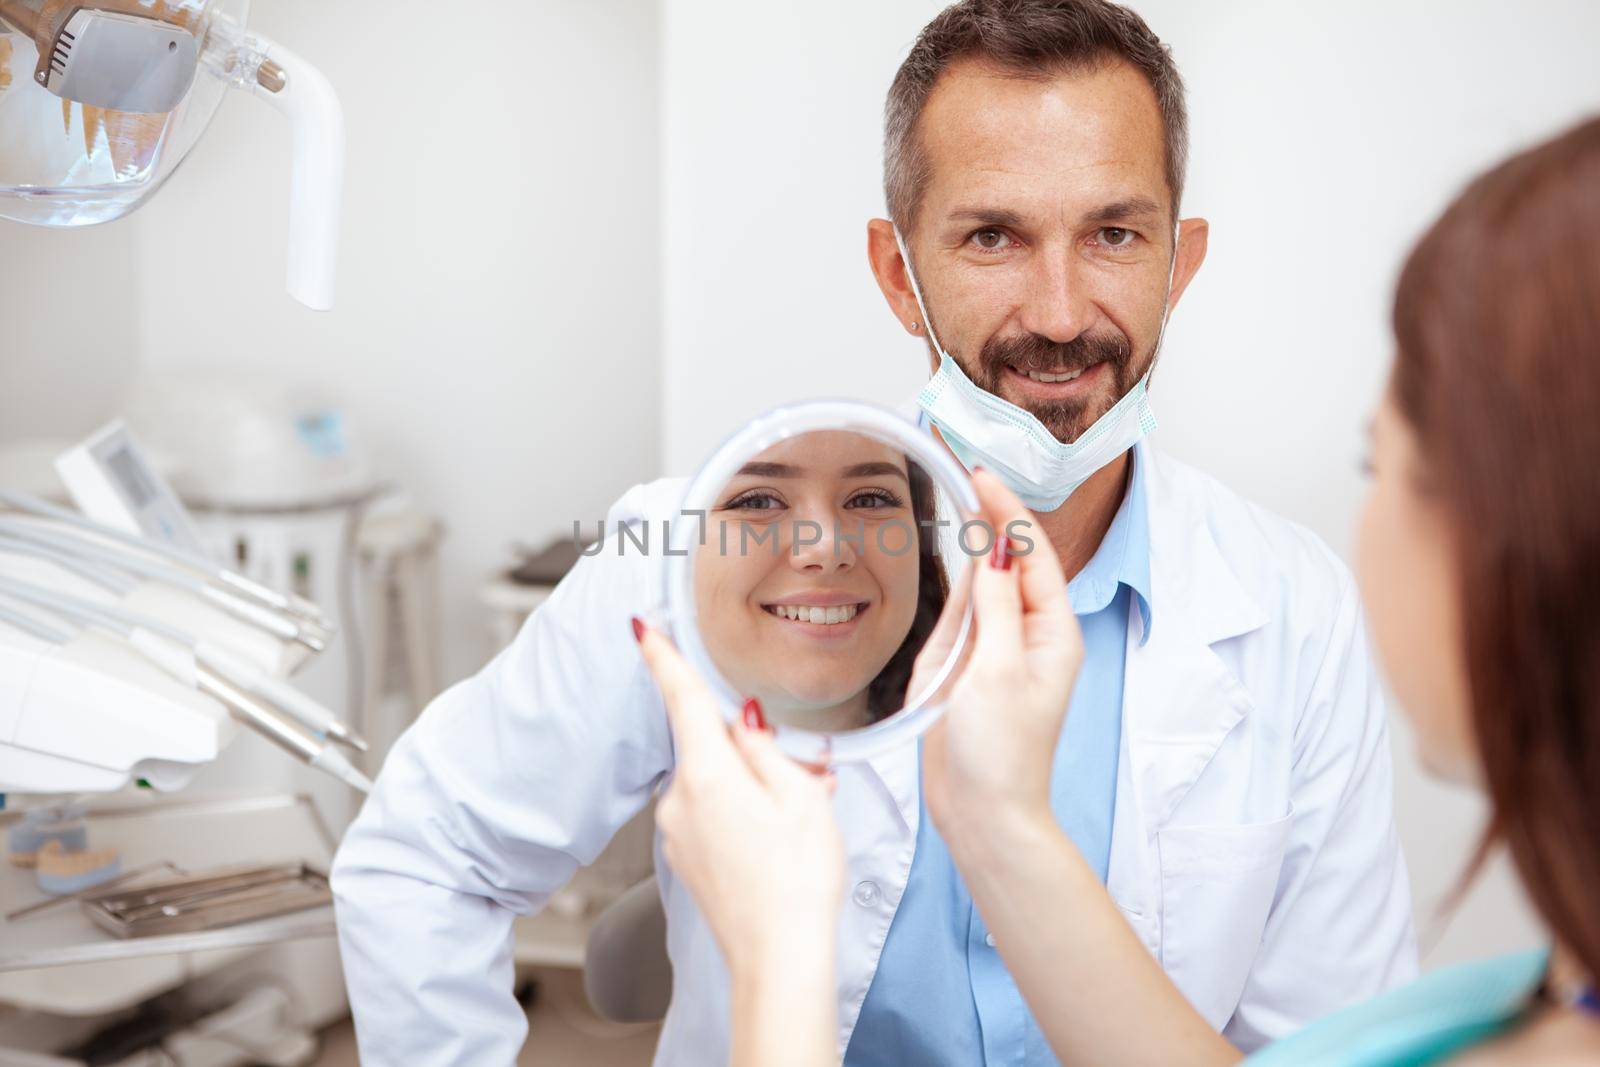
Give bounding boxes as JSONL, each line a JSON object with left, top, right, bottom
{"left": 0, "top": 512, "right": 328, "bottom": 652}
{"left": 0, "top": 490, "right": 331, "bottom": 627}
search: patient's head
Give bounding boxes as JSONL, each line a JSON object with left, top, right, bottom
{"left": 1356, "top": 115, "right": 1600, "bottom": 974}
{"left": 694, "top": 430, "right": 946, "bottom": 732}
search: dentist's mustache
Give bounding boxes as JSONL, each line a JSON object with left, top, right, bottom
{"left": 978, "top": 331, "right": 1133, "bottom": 380}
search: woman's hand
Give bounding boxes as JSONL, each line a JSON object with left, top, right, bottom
{"left": 634, "top": 619, "right": 844, "bottom": 981}
{"left": 908, "top": 474, "right": 1234, "bottom": 1067}
{"left": 914, "top": 468, "right": 1084, "bottom": 848}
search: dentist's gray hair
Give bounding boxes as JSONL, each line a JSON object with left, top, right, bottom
{"left": 883, "top": 0, "right": 1189, "bottom": 232}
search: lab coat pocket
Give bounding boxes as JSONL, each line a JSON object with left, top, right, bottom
{"left": 1156, "top": 808, "right": 1293, "bottom": 1029}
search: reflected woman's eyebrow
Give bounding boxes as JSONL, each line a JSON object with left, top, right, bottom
{"left": 736, "top": 461, "right": 802, "bottom": 477}
{"left": 734, "top": 460, "right": 907, "bottom": 481}
{"left": 842, "top": 462, "right": 908, "bottom": 482}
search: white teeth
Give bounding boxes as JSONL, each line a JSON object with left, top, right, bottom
{"left": 767, "top": 603, "right": 860, "bottom": 624}
{"left": 1025, "top": 368, "right": 1084, "bottom": 383}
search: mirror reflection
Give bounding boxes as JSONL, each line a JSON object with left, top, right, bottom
{"left": 692, "top": 429, "right": 958, "bottom": 734}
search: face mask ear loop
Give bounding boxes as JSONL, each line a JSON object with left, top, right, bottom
{"left": 894, "top": 226, "right": 954, "bottom": 365}
{"left": 1147, "top": 221, "right": 1182, "bottom": 372}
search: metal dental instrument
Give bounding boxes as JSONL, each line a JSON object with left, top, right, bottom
{"left": 0, "top": 489, "right": 331, "bottom": 626}
{"left": 190, "top": 666, "right": 372, "bottom": 791}
{"left": 195, "top": 640, "right": 369, "bottom": 752}
{"left": 0, "top": 578, "right": 372, "bottom": 792}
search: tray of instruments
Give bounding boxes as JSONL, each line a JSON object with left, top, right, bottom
{"left": 0, "top": 793, "right": 338, "bottom": 976}
{"left": 81, "top": 862, "right": 331, "bottom": 939}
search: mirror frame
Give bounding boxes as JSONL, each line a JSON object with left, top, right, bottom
{"left": 664, "top": 400, "right": 980, "bottom": 763}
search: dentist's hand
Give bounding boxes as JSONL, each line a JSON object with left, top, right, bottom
{"left": 915, "top": 469, "right": 1083, "bottom": 847}
{"left": 634, "top": 620, "right": 845, "bottom": 980}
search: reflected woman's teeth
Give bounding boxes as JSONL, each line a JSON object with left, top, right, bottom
{"left": 763, "top": 603, "right": 862, "bottom": 624}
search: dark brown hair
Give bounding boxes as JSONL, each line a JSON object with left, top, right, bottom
{"left": 868, "top": 459, "right": 950, "bottom": 719}
{"left": 883, "top": 0, "right": 1188, "bottom": 231}
{"left": 1392, "top": 115, "right": 1600, "bottom": 978}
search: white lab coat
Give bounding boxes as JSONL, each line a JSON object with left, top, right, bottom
{"left": 331, "top": 444, "right": 1417, "bottom": 1065}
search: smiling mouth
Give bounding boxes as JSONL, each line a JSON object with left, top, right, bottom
{"left": 1021, "top": 366, "right": 1086, "bottom": 383}
{"left": 761, "top": 602, "right": 868, "bottom": 625}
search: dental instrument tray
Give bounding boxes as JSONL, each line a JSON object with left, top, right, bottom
{"left": 80, "top": 863, "right": 331, "bottom": 939}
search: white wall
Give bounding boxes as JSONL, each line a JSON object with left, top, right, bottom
{"left": 1, "top": 0, "right": 664, "bottom": 684}
{"left": 660, "top": 0, "right": 1600, "bottom": 967}
{"left": 0, "top": 224, "right": 142, "bottom": 440}
{"left": 661, "top": 0, "right": 948, "bottom": 470}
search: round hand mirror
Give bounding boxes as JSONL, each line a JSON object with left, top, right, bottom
{"left": 664, "top": 401, "right": 980, "bottom": 763}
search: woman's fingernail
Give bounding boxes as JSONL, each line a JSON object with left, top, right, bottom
{"left": 631, "top": 616, "right": 646, "bottom": 643}
{"left": 989, "top": 534, "right": 1013, "bottom": 571}
{"left": 741, "top": 697, "right": 767, "bottom": 732}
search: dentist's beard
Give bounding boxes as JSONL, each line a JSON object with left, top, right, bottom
{"left": 972, "top": 330, "right": 1139, "bottom": 444}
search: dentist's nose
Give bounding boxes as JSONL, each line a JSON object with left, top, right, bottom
{"left": 1018, "top": 249, "right": 1093, "bottom": 344}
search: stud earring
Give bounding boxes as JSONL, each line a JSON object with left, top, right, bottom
{"left": 910, "top": 321, "right": 920, "bottom": 332}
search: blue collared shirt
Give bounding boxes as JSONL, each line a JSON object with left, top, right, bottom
{"left": 844, "top": 446, "right": 1153, "bottom": 1066}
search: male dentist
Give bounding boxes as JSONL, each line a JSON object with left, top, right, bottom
{"left": 332, "top": 2, "right": 1417, "bottom": 1064}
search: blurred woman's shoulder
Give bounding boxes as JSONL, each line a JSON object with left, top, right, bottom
{"left": 1452, "top": 1007, "right": 1600, "bottom": 1066}
{"left": 1244, "top": 951, "right": 1549, "bottom": 1067}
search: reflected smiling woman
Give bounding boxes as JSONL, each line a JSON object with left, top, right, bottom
{"left": 693, "top": 430, "right": 948, "bottom": 733}
{"left": 636, "top": 115, "right": 1600, "bottom": 1067}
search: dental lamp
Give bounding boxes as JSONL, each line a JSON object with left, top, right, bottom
{"left": 0, "top": 0, "right": 343, "bottom": 309}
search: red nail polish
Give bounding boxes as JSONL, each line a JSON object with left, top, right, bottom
{"left": 630, "top": 616, "right": 646, "bottom": 642}
{"left": 989, "top": 535, "right": 1013, "bottom": 571}
{"left": 742, "top": 697, "right": 767, "bottom": 732}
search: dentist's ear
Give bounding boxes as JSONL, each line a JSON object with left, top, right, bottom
{"left": 1166, "top": 217, "right": 1210, "bottom": 314}
{"left": 867, "top": 217, "right": 931, "bottom": 343}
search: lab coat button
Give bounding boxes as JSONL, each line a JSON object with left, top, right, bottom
{"left": 852, "top": 880, "right": 881, "bottom": 907}
{"left": 984, "top": 932, "right": 996, "bottom": 948}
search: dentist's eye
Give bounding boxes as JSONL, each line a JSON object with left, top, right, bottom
{"left": 721, "top": 489, "right": 787, "bottom": 512}
{"left": 845, "top": 488, "right": 906, "bottom": 510}
{"left": 969, "top": 228, "right": 1016, "bottom": 252}
{"left": 1094, "top": 227, "right": 1138, "bottom": 249}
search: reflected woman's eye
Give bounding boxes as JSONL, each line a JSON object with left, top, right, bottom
{"left": 845, "top": 487, "right": 906, "bottom": 510}
{"left": 721, "top": 489, "right": 787, "bottom": 512}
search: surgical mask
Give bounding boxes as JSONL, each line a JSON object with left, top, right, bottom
{"left": 895, "top": 224, "right": 1179, "bottom": 512}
